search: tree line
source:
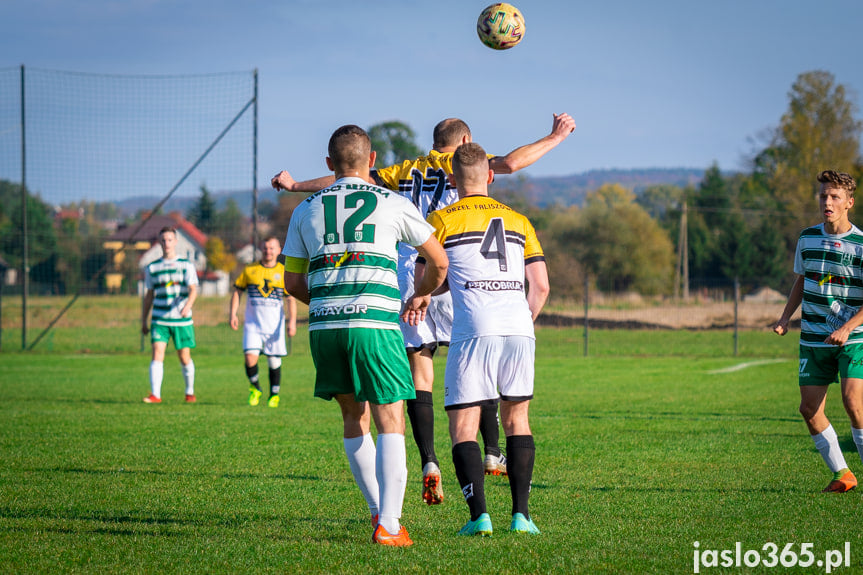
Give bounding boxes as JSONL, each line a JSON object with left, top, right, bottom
{"left": 1, "top": 70, "right": 860, "bottom": 301}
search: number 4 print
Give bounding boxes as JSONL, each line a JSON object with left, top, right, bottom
{"left": 480, "top": 217, "right": 508, "bottom": 272}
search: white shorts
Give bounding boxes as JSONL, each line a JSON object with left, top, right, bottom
{"left": 399, "top": 264, "right": 452, "bottom": 351}
{"left": 243, "top": 323, "right": 287, "bottom": 357}
{"left": 444, "top": 335, "right": 535, "bottom": 409}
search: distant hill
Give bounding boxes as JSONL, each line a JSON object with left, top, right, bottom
{"left": 114, "top": 188, "right": 280, "bottom": 217}
{"left": 113, "top": 168, "right": 707, "bottom": 215}
{"left": 493, "top": 167, "right": 706, "bottom": 207}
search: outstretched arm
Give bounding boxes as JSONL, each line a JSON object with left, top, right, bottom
{"left": 271, "top": 170, "right": 336, "bottom": 193}
{"left": 489, "top": 112, "right": 576, "bottom": 175}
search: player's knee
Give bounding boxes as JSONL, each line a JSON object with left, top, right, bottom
{"left": 267, "top": 356, "right": 282, "bottom": 370}
{"left": 798, "top": 401, "right": 820, "bottom": 422}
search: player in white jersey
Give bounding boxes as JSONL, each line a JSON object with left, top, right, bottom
{"left": 775, "top": 170, "right": 863, "bottom": 493}
{"left": 230, "top": 236, "right": 297, "bottom": 408}
{"left": 272, "top": 113, "right": 575, "bottom": 504}
{"left": 281, "top": 125, "right": 449, "bottom": 547}
{"left": 424, "top": 142, "right": 549, "bottom": 536}
{"left": 141, "top": 227, "right": 199, "bottom": 404}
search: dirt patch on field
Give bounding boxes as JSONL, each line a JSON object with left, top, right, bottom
{"left": 538, "top": 302, "right": 801, "bottom": 331}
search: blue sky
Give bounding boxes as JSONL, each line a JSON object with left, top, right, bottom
{"left": 2, "top": 0, "right": 862, "bottom": 194}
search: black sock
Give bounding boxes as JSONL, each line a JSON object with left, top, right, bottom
{"left": 479, "top": 403, "right": 501, "bottom": 458}
{"left": 506, "top": 435, "right": 535, "bottom": 518}
{"left": 269, "top": 366, "right": 281, "bottom": 396}
{"left": 246, "top": 364, "right": 261, "bottom": 391}
{"left": 406, "top": 390, "right": 437, "bottom": 467}
{"left": 452, "top": 441, "right": 486, "bottom": 520}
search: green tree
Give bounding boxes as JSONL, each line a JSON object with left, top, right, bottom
{"left": 186, "top": 184, "right": 216, "bottom": 234}
{"left": 569, "top": 184, "right": 674, "bottom": 294}
{"left": 214, "top": 197, "right": 246, "bottom": 250}
{"left": 0, "top": 183, "right": 58, "bottom": 273}
{"left": 760, "top": 70, "right": 862, "bottom": 244}
{"left": 368, "top": 121, "right": 424, "bottom": 168}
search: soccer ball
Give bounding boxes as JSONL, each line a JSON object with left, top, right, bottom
{"left": 477, "top": 3, "right": 525, "bottom": 50}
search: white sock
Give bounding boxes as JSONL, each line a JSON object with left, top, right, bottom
{"left": 149, "top": 361, "right": 163, "bottom": 398}
{"left": 343, "top": 434, "right": 379, "bottom": 517}
{"left": 812, "top": 425, "right": 848, "bottom": 473}
{"left": 852, "top": 427, "right": 863, "bottom": 466}
{"left": 376, "top": 433, "right": 407, "bottom": 534}
{"left": 181, "top": 361, "right": 195, "bottom": 395}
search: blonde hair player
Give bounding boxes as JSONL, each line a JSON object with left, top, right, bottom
{"left": 774, "top": 170, "right": 863, "bottom": 493}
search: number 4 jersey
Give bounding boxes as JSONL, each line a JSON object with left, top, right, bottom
{"left": 427, "top": 195, "right": 545, "bottom": 343}
{"left": 282, "top": 177, "right": 435, "bottom": 332}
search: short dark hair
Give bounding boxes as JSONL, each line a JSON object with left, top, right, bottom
{"left": 328, "top": 125, "right": 371, "bottom": 168}
{"left": 159, "top": 226, "right": 177, "bottom": 237}
{"left": 433, "top": 118, "right": 471, "bottom": 149}
{"left": 817, "top": 170, "right": 857, "bottom": 197}
{"left": 452, "top": 142, "right": 489, "bottom": 183}
{"left": 261, "top": 235, "right": 280, "bottom": 245}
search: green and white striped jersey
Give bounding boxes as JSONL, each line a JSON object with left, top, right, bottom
{"left": 794, "top": 223, "right": 863, "bottom": 347}
{"left": 144, "top": 258, "right": 198, "bottom": 327}
{"left": 282, "top": 177, "right": 435, "bottom": 331}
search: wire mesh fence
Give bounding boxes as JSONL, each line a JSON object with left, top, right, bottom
{"left": 0, "top": 66, "right": 257, "bottom": 350}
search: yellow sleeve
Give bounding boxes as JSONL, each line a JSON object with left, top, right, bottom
{"left": 372, "top": 163, "right": 402, "bottom": 191}
{"left": 523, "top": 217, "right": 545, "bottom": 263}
{"left": 427, "top": 210, "right": 447, "bottom": 245}
{"left": 234, "top": 266, "right": 250, "bottom": 290}
{"left": 283, "top": 256, "right": 310, "bottom": 274}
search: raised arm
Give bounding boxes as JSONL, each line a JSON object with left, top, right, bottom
{"left": 525, "top": 260, "right": 550, "bottom": 322}
{"left": 271, "top": 170, "right": 336, "bottom": 193}
{"left": 488, "top": 112, "right": 575, "bottom": 175}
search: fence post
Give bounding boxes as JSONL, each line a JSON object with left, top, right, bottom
{"left": 733, "top": 276, "right": 740, "bottom": 356}
{"left": 583, "top": 273, "right": 589, "bottom": 357}
{"left": 20, "top": 64, "right": 28, "bottom": 350}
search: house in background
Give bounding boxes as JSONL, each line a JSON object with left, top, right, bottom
{"left": 102, "top": 212, "right": 229, "bottom": 296}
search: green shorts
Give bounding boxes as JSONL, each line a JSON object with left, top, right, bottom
{"left": 310, "top": 328, "right": 415, "bottom": 405}
{"left": 151, "top": 323, "right": 196, "bottom": 350}
{"left": 799, "top": 343, "right": 863, "bottom": 386}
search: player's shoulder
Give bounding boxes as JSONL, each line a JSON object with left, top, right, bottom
{"left": 800, "top": 224, "right": 824, "bottom": 238}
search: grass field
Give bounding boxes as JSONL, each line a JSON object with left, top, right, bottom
{"left": 2, "top": 303, "right": 863, "bottom": 573}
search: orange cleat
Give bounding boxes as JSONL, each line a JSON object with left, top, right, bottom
{"left": 142, "top": 394, "right": 161, "bottom": 404}
{"left": 185, "top": 394, "right": 196, "bottom": 403}
{"left": 823, "top": 470, "right": 857, "bottom": 493}
{"left": 372, "top": 524, "right": 413, "bottom": 547}
{"left": 422, "top": 462, "right": 444, "bottom": 505}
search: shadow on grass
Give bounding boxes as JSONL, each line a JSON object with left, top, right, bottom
{"left": 30, "top": 466, "right": 325, "bottom": 482}
{"left": 575, "top": 411, "right": 800, "bottom": 423}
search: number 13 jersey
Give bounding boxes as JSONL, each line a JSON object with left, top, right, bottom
{"left": 427, "top": 195, "right": 545, "bottom": 343}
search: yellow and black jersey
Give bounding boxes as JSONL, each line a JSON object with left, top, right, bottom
{"left": 372, "top": 150, "right": 458, "bottom": 220}
{"left": 427, "top": 195, "right": 544, "bottom": 342}
{"left": 234, "top": 262, "right": 287, "bottom": 334}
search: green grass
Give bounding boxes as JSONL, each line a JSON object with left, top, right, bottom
{"left": 2, "top": 325, "right": 863, "bottom": 573}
